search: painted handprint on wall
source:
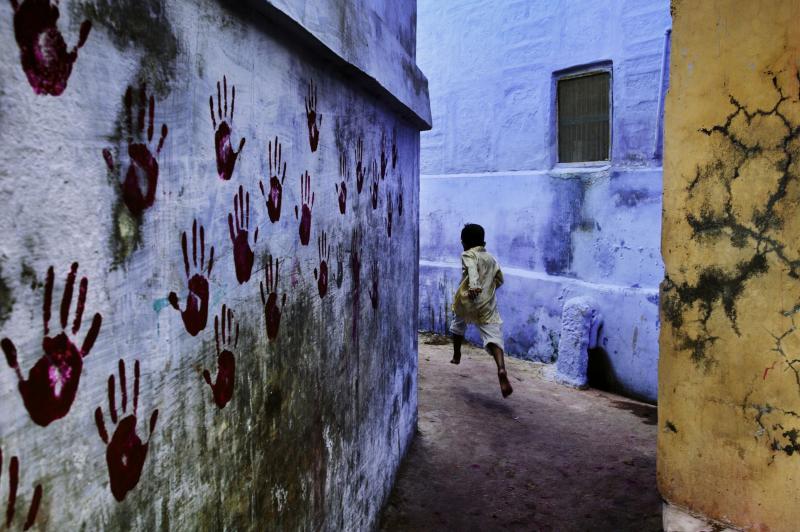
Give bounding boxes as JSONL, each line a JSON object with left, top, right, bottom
{"left": 350, "top": 228, "right": 362, "bottom": 341}
{"left": 103, "top": 85, "right": 169, "bottom": 215}
{"left": 380, "top": 129, "right": 388, "bottom": 179}
{"left": 204, "top": 305, "right": 237, "bottom": 409}
{"left": 369, "top": 259, "right": 379, "bottom": 310}
{"left": 392, "top": 126, "right": 398, "bottom": 169}
{"left": 1, "top": 262, "right": 102, "bottom": 426}
{"left": 335, "top": 243, "right": 344, "bottom": 289}
{"left": 260, "top": 255, "right": 286, "bottom": 342}
{"left": 336, "top": 149, "right": 348, "bottom": 214}
{"left": 313, "top": 231, "right": 330, "bottom": 299}
{"left": 10, "top": 0, "right": 91, "bottom": 95}
{"left": 0, "top": 450, "right": 42, "bottom": 530}
{"left": 355, "top": 135, "right": 365, "bottom": 193}
{"left": 210, "top": 76, "right": 245, "bottom": 180}
{"left": 386, "top": 191, "right": 393, "bottom": 238}
{"left": 294, "top": 171, "right": 315, "bottom": 246}
{"left": 370, "top": 159, "right": 379, "bottom": 210}
{"left": 305, "top": 79, "right": 321, "bottom": 152}
{"left": 168, "top": 220, "right": 214, "bottom": 336}
{"left": 228, "top": 185, "right": 258, "bottom": 284}
{"left": 259, "top": 137, "right": 287, "bottom": 223}
{"left": 94, "top": 359, "right": 158, "bottom": 502}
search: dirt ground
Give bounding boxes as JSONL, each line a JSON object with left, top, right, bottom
{"left": 379, "top": 334, "right": 662, "bottom": 532}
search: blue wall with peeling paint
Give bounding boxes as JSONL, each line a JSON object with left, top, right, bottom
{"left": 417, "top": 0, "right": 670, "bottom": 402}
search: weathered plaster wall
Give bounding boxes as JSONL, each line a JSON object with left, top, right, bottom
{"left": 0, "top": 0, "right": 427, "bottom": 530}
{"left": 658, "top": 1, "right": 800, "bottom": 529}
{"left": 417, "top": 0, "right": 669, "bottom": 402}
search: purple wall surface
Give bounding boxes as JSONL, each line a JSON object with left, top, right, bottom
{"left": 417, "top": 0, "right": 669, "bottom": 402}
{"left": 0, "top": 0, "right": 429, "bottom": 529}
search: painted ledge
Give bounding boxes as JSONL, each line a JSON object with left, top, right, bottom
{"left": 240, "top": 0, "right": 432, "bottom": 131}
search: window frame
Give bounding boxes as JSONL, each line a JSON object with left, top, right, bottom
{"left": 551, "top": 62, "right": 613, "bottom": 168}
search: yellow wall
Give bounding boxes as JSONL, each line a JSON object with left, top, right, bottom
{"left": 659, "top": 0, "right": 800, "bottom": 529}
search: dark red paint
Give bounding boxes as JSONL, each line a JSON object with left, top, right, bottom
{"left": 313, "top": 231, "right": 330, "bottom": 299}
{"left": 294, "top": 171, "right": 315, "bottom": 246}
{"left": 380, "top": 130, "right": 388, "bottom": 179}
{"left": 305, "top": 79, "right": 321, "bottom": 152}
{"left": 168, "top": 220, "right": 214, "bottom": 336}
{"left": 398, "top": 188, "right": 404, "bottom": 217}
{"left": 335, "top": 243, "right": 344, "bottom": 290}
{"left": 355, "top": 135, "right": 365, "bottom": 193}
{"left": 210, "top": 76, "right": 245, "bottom": 180}
{"left": 391, "top": 126, "right": 398, "bottom": 169}
{"left": 369, "top": 260, "right": 379, "bottom": 310}
{"left": 259, "top": 137, "right": 287, "bottom": 223}
{"left": 260, "top": 255, "right": 286, "bottom": 342}
{"left": 386, "top": 191, "right": 393, "bottom": 238}
{"left": 103, "top": 84, "right": 169, "bottom": 215}
{"left": 1, "top": 450, "right": 42, "bottom": 530}
{"left": 350, "top": 229, "right": 362, "bottom": 341}
{"left": 335, "top": 149, "right": 348, "bottom": 214}
{"left": 204, "top": 305, "right": 237, "bottom": 409}
{"left": 228, "top": 185, "right": 258, "bottom": 284}
{"left": 370, "top": 159, "right": 379, "bottom": 210}
{"left": 10, "top": 0, "right": 91, "bottom": 96}
{"left": 95, "top": 359, "right": 158, "bottom": 502}
{"left": 1, "top": 262, "right": 102, "bottom": 427}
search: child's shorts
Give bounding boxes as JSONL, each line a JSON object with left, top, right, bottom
{"left": 450, "top": 315, "right": 505, "bottom": 352}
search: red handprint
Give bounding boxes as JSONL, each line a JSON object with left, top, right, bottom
{"left": 294, "top": 171, "right": 315, "bottom": 246}
{"left": 1, "top": 262, "right": 102, "bottom": 427}
{"left": 370, "top": 159, "right": 379, "bottom": 210}
{"left": 335, "top": 243, "right": 344, "bottom": 290}
{"left": 397, "top": 186, "right": 404, "bottom": 218}
{"left": 391, "top": 126, "right": 398, "bottom": 169}
{"left": 228, "top": 185, "right": 258, "bottom": 284}
{"left": 260, "top": 256, "right": 286, "bottom": 342}
{"left": 335, "top": 149, "right": 348, "bottom": 215}
{"left": 380, "top": 130, "right": 388, "bottom": 179}
{"left": 103, "top": 85, "right": 169, "bottom": 215}
{"left": 355, "top": 135, "right": 365, "bottom": 193}
{"left": 386, "top": 191, "right": 393, "bottom": 238}
{"left": 203, "top": 305, "right": 238, "bottom": 409}
{"left": 0, "top": 450, "right": 42, "bottom": 530}
{"left": 259, "top": 137, "right": 287, "bottom": 223}
{"left": 210, "top": 76, "right": 245, "bottom": 180}
{"left": 369, "top": 260, "right": 379, "bottom": 310}
{"left": 313, "top": 231, "right": 330, "bottom": 299}
{"left": 168, "top": 220, "right": 214, "bottom": 336}
{"left": 305, "top": 79, "right": 321, "bottom": 152}
{"left": 350, "top": 228, "right": 362, "bottom": 341}
{"left": 10, "top": 0, "right": 91, "bottom": 96}
{"left": 94, "top": 359, "right": 158, "bottom": 502}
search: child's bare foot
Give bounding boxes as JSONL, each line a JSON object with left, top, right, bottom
{"left": 498, "top": 369, "right": 513, "bottom": 397}
{"left": 450, "top": 353, "right": 461, "bottom": 364}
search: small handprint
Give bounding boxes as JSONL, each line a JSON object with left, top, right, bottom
{"left": 260, "top": 256, "right": 286, "bottom": 342}
{"left": 350, "top": 228, "right": 362, "bottom": 341}
{"left": 11, "top": 0, "right": 91, "bottom": 96}
{"left": 386, "top": 191, "right": 393, "bottom": 238}
{"left": 335, "top": 149, "right": 348, "bottom": 214}
{"left": 168, "top": 220, "right": 214, "bottom": 336}
{"left": 370, "top": 159, "right": 379, "bottom": 210}
{"left": 369, "top": 260, "right": 379, "bottom": 310}
{"left": 95, "top": 359, "right": 158, "bottom": 502}
{"left": 335, "top": 243, "right": 345, "bottom": 289}
{"left": 380, "top": 129, "right": 388, "bottom": 180}
{"left": 294, "top": 171, "right": 315, "bottom": 246}
{"left": 228, "top": 185, "right": 258, "bottom": 284}
{"left": 210, "top": 76, "right": 245, "bottom": 180}
{"left": 355, "top": 135, "right": 365, "bottom": 193}
{"left": 305, "top": 79, "right": 321, "bottom": 152}
{"left": 398, "top": 186, "right": 404, "bottom": 217}
{"left": 392, "top": 126, "right": 398, "bottom": 169}
{"left": 313, "top": 231, "right": 330, "bottom": 299}
{"left": 204, "top": 305, "right": 238, "bottom": 409}
{"left": 259, "top": 137, "right": 287, "bottom": 223}
{"left": 0, "top": 449, "right": 43, "bottom": 530}
{"left": 103, "top": 84, "right": 169, "bottom": 215}
{"left": 2, "top": 262, "right": 102, "bottom": 426}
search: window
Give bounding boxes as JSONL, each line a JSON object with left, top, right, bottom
{"left": 557, "top": 71, "right": 611, "bottom": 163}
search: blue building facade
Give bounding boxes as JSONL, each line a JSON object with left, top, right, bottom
{"left": 417, "top": 0, "right": 670, "bottom": 402}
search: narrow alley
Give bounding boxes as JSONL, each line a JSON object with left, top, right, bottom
{"left": 380, "top": 335, "right": 661, "bottom": 532}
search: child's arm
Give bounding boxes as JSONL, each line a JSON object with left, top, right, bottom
{"left": 494, "top": 268, "right": 504, "bottom": 288}
{"left": 462, "top": 251, "right": 482, "bottom": 299}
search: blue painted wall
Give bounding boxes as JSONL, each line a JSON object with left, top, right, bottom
{"left": 417, "top": 0, "right": 670, "bottom": 402}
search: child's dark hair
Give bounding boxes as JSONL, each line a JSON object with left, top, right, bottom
{"left": 461, "top": 223, "right": 486, "bottom": 249}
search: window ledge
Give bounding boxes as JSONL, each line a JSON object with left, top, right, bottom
{"left": 550, "top": 162, "right": 612, "bottom": 177}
